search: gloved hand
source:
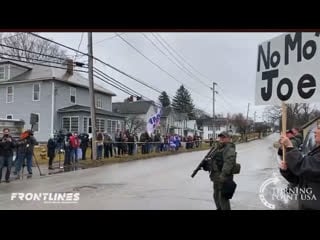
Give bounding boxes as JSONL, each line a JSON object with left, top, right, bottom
{"left": 202, "top": 160, "right": 211, "bottom": 171}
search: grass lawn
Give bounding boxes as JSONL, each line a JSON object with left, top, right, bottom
{"left": 33, "top": 143, "right": 213, "bottom": 169}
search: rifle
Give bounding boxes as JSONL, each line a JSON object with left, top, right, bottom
{"left": 191, "top": 146, "right": 217, "bottom": 178}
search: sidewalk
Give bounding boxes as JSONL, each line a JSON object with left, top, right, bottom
{"left": 2, "top": 160, "right": 86, "bottom": 183}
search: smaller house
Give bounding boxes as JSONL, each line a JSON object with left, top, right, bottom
{"left": 112, "top": 100, "right": 159, "bottom": 135}
{"left": 197, "top": 117, "right": 236, "bottom": 140}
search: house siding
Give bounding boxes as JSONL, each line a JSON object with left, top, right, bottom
{"left": 0, "top": 80, "right": 52, "bottom": 141}
{"left": 9, "top": 64, "right": 29, "bottom": 80}
{"left": 53, "top": 81, "right": 113, "bottom": 133}
{"left": 54, "top": 81, "right": 112, "bottom": 112}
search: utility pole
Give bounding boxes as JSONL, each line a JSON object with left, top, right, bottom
{"left": 88, "top": 32, "right": 97, "bottom": 161}
{"left": 212, "top": 82, "right": 217, "bottom": 140}
{"left": 246, "top": 103, "right": 250, "bottom": 141}
{"left": 246, "top": 103, "right": 250, "bottom": 121}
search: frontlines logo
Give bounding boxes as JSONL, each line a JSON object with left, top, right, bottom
{"left": 11, "top": 193, "right": 80, "bottom": 204}
{"left": 259, "top": 175, "right": 317, "bottom": 209}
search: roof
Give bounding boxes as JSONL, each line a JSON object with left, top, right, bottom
{"left": 57, "top": 105, "right": 126, "bottom": 118}
{"left": 112, "top": 101, "right": 155, "bottom": 114}
{"left": 197, "top": 117, "right": 228, "bottom": 126}
{"left": 0, "top": 60, "right": 116, "bottom": 96}
{"left": 161, "top": 107, "right": 173, "bottom": 117}
{"left": 0, "top": 61, "right": 32, "bottom": 70}
{"left": 174, "top": 112, "right": 189, "bottom": 121}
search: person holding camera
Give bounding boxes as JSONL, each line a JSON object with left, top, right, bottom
{"left": 0, "top": 128, "right": 16, "bottom": 183}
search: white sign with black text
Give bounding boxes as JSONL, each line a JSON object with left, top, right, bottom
{"left": 256, "top": 32, "right": 320, "bottom": 105}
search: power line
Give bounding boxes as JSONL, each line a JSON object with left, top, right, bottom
{"left": 116, "top": 33, "right": 185, "bottom": 85}
{"left": 0, "top": 33, "right": 24, "bottom": 42}
{"left": 141, "top": 33, "right": 209, "bottom": 89}
{"left": 95, "top": 74, "right": 161, "bottom": 107}
{"left": 93, "top": 67, "right": 149, "bottom": 99}
{"left": 27, "top": 32, "right": 211, "bottom": 112}
{"left": 0, "top": 52, "right": 83, "bottom": 68}
{"left": 216, "top": 91, "right": 236, "bottom": 110}
{"left": 116, "top": 33, "right": 213, "bottom": 101}
{"left": 0, "top": 56, "right": 88, "bottom": 73}
{"left": 74, "top": 32, "right": 84, "bottom": 61}
{"left": 156, "top": 33, "right": 212, "bottom": 83}
{"left": 215, "top": 97, "right": 233, "bottom": 114}
{"left": 0, "top": 43, "right": 67, "bottom": 62}
{"left": 216, "top": 85, "right": 238, "bottom": 108}
{"left": 28, "top": 32, "right": 176, "bottom": 97}
{"left": 93, "top": 33, "right": 125, "bottom": 45}
{"left": 1, "top": 50, "right": 148, "bottom": 101}
{"left": 0, "top": 51, "right": 155, "bottom": 104}
{"left": 152, "top": 33, "right": 212, "bottom": 89}
{"left": 94, "top": 73, "right": 138, "bottom": 97}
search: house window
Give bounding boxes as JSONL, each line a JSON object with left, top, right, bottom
{"left": 32, "top": 113, "right": 40, "bottom": 132}
{"left": 6, "top": 114, "right": 13, "bottom": 119}
{"left": 83, "top": 117, "right": 92, "bottom": 134}
{"left": 96, "top": 96, "right": 102, "bottom": 109}
{"left": 0, "top": 66, "right": 5, "bottom": 80}
{"left": 62, "top": 118, "right": 70, "bottom": 132}
{"left": 208, "top": 126, "right": 213, "bottom": 131}
{"left": 62, "top": 117, "right": 79, "bottom": 133}
{"left": 70, "top": 87, "right": 76, "bottom": 103}
{"left": 71, "top": 117, "right": 79, "bottom": 132}
{"left": 216, "top": 125, "right": 220, "bottom": 131}
{"left": 107, "top": 120, "right": 118, "bottom": 135}
{"left": 83, "top": 117, "right": 88, "bottom": 133}
{"left": 6, "top": 86, "right": 14, "bottom": 103}
{"left": 33, "top": 83, "right": 40, "bottom": 101}
{"left": 208, "top": 133, "right": 213, "bottom": 139}
{"left": 96, "top": 119, "right": 105, "bottom": 132}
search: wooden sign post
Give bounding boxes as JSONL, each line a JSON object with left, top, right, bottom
{"left": 281, "top": 102, "right": 287, "bottom": 163}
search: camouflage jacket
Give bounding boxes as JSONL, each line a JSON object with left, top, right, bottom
{"left": 209, "top": 142, "right": 236, "bottom": 183}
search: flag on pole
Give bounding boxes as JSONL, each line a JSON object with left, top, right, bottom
{"left": 146, "top": 107, "right": 162, "bottom": 135}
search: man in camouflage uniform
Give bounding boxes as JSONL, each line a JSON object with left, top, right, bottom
{"left": 209, "top": 131, "right": 236, "bottom": 210}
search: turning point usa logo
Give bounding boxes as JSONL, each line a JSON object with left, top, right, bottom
{"left": 259, "top": 176, "right": 317, "bottom": 209}
{"left": 11, "top": 192, "right": 80, "bottom": 204}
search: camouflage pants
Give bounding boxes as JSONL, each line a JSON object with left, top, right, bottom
{"left": 213, "top": 182, "right": 231, "bottom": 210}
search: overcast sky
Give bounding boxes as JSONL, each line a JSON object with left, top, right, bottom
{"left": 38, "top": 32, "right": 282, "bottom": 121}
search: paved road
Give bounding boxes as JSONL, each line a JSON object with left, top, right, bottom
{"left": 0, "top": 133, "right": 292, "bottom": 210}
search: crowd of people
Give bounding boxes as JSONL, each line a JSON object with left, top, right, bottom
{"left": 0, "top": 128, "right": 38, "bottom": 183}
{"left": 50, "top": 129, "right": 203, "bottom": 165}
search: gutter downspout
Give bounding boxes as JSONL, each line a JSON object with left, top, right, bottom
{"left": 51, "top": 81, "right": 55, "bottom": 137}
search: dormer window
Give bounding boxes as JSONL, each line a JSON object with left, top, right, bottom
{"left": 70, "top": 87, "right": 76, "bottom": 104}
{"left": 96, "top": 96, "right": 102, "bottom": 109}
{"left": 0, "top": 66, "right": 5, "bottom": 80}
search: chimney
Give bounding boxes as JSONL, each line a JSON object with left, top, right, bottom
{"left": 64, "top": 58, "right": 74, "bottom": 75}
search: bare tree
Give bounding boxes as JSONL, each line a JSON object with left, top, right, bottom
{"left": 193, "top": 108, "right": 211, "bottom": 119}
{"left": 231, "top": 113, "right": 247, "bottom": 135}
{"left": 0, "top": 32, "right": 66, "bottom": 63}
{"left": 125, "top": 116, "right": 146, "bottom": 134}
{"left": 263, "top": 103, "right": 319, "bottom": 129}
